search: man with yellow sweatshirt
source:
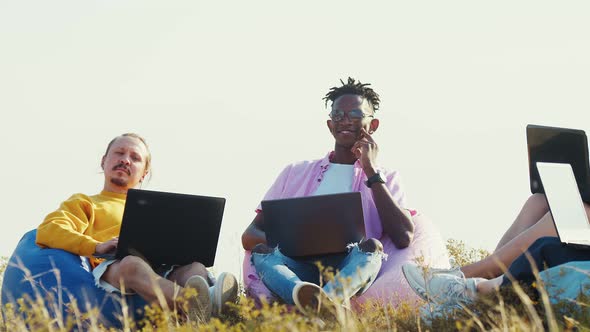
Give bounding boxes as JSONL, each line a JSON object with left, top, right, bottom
{"left": 36, "top": 133, "right": 237, "bottom": 321}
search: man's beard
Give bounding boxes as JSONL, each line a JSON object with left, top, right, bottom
{"left": 110, "top": 177, "right": 128, "bottom": 187}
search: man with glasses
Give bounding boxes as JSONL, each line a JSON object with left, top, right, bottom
{"left": 241, "top": 78, "right": 415, "bottom": 314}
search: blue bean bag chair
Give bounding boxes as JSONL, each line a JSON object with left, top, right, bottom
{"left": 540, "top": 261, "right": 590, "bottom": 304}
{"left": 1, "top": 230, "right": 148, "bottom": 328}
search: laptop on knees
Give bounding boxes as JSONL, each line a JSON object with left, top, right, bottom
{"left": 527, "top": 124, "right": 590, "bottom": 202}
{"left": 114, "top": 189, "right": 226, "bottom": 267}
{"left": 536, "top": 162, "right": 590, "bottom": 248}
{"left": 261, "top": 192, "right": 365, "bottom": 258}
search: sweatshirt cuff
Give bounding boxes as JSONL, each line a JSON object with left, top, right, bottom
{"left": 79, "top": 238, "right": 100, "bottom": 257}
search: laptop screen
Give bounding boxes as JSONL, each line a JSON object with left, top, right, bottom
{"left": 537, "top": 162, "right": 590, "bottom": 244}
{"left": 261, "top": 192, "right": 365, "bottom": 257}
{"left": 527, "top": 124, "right": 590, "bottom": 199}
{"left": 117, "top": 189, "right": 226, "bottom": 267}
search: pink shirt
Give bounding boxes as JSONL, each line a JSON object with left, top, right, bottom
{"left": 256, "top": 152, "right": 409, "bottom": 240}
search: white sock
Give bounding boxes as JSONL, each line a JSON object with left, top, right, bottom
{"left": 469, "top": 278, "right": 486, "bottom": 297}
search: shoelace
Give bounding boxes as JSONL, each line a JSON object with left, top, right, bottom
{"left": 443, "top": 279, "right": 473, "bottom": 304}
{"left": 448, "top": 257, "right": 458, "bottom": 269}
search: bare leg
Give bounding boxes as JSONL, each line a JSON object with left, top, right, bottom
{"left": 462, "top": 212, "right": 557, "bottom": 279}
{"left": 102, "top": 256, "right": 181, "bottom": 308}
{"left": 167, "top": 262, "right": 209, "bottom": 287}
{"left": 476, "top": 276, "right": 504, "bottom": 295}
{"left": 465, "top": 200, "right": 590, "bottom": 279}
{"left": 495, "top": 194, "right": 549, "bottom": 251}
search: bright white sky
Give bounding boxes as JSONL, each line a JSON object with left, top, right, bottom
{"left": 1, "top": 1, "right": 589, "bottom": 278}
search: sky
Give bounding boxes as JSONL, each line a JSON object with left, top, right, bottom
{"left": 1, "top": 1, "right": 590, "bottom": 278}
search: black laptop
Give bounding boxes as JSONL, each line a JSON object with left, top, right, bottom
{"left": 113, "top": 189, "right": 226, "bottom": 267}
{"left": 527, "top": 124, "right": 590, "bottom": 202}
{"left": 261, "top": 192, "right": 365, "bottom": 258}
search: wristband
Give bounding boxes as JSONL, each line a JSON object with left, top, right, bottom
{"left": 365, "top": 172, "right": 386, "bottom": 188}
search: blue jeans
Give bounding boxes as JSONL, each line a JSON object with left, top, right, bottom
{"left": 501, "top": 236, "right": 590, "bottom": 287}
{"left": 251, "top": 243, "right": 384, "bottom": 305}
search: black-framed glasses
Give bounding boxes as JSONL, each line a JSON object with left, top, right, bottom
{"left": 329, "top": 109, "right": 374, "bottom": 122}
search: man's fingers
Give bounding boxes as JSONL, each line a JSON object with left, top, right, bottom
{"left": 355, "top": 140, "right": 376, "bottom": 150}
{"left": 360, "top": 128, "right": 376, "bottom": 143}
{"left": 351, "top": 146, "right": 361, "bottom": 158}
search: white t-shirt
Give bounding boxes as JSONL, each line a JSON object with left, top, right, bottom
{"left": 313, "top": 163, "right": 355, "bottom": 196}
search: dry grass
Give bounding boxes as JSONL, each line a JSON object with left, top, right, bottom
{"left": 0, "top": 241, "right": 589, "bottom": 331}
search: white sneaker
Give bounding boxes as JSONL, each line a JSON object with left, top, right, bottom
{"left": 209, "top": 272, "right": 239, "bottom": 317}
{"left": 411, "top": 271, "right": 479, "bottom": 305}
{"left": 402, "top": 263, "right": 465, "bottom": 302}
{"left": 292, "top": 282, "right": 325, "bottom": 315}
{"left": 185, "top": 275, "right": 212, "bottom": 322}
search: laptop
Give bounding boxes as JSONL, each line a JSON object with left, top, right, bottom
{"left": 110, "top": 189, "right": 226, "bottom": 267}
{"left": 261, "top": 192, "right": 365, "bottom": 258}
{"left": 527, "top": 124, "right": 590, "bottom": 202}
{"left": 536, "top": 162, "right": 590, "bottom": 247}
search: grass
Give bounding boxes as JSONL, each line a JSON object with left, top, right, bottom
{"left": 0, "top": 241, "right": 589, "bottom": 331}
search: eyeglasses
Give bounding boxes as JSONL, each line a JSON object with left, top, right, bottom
{"left": 329, "top": 109, "right": 374, "bottom": 122}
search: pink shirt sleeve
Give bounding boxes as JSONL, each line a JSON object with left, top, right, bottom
{"left": 385, "top": 169, "right": 407, "bottom": 209}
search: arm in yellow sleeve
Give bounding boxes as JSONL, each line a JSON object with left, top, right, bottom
{"left": 36, "top": 194, "right": 101, "bottom": 257}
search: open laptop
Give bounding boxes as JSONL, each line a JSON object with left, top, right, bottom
{"left": 261, "top": 192, "right": 365, "bottom": 258}
{"left": 536, "top": 162, "right": 590, "bottom": 247}
{"left": 527, "top": 124, "right": 590, "bottom": 202}
{"left": 108, "top": 189, "right": 226, "bottom": 267}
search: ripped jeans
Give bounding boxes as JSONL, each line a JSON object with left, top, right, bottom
{"left": 251, "top": 242, "right": 385, "bottom": 305}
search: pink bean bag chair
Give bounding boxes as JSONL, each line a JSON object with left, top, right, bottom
{"left": 242, "top": 212, "right": 450, "bottom": 308}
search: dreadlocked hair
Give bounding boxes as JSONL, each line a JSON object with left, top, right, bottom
{"left": 323, "top": 77, "right": 381, "bottom": 111}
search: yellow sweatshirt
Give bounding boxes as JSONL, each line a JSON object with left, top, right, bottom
{"left": 36, "top": 191, "right": 126, "bottom": 268}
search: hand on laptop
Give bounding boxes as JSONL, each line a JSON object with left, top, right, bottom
{"left": 94, "top": 237, "right": 118, "bottom": 257}
{"left": 351, "top": 128, "right": 379, "bottom": 175}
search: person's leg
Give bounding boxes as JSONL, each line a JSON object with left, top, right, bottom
{"left": 468, "top": 200, "right": 590, "bottom": 279}
{"left": 461, "top": 212, "right": 557, "bottom": 279}
{"left": 495, "top": 194, "right": 549, "bottom": 251}
{"left": 101, "top": 256, "right": 183, "bottom": 308}
{"left": 167, "top": 262, "right": 238, "bottom": 317}
{"left": 322, "top": 238, "right": 385, "bottom": 301}
{"left": 499, "top": 237, "right": 590, "bottom": 288}
{"left": 166, "top": 262, "right": 209, "bottom": 286}
{"left": 251, "top": 245, "right": 317, "bottom": 305}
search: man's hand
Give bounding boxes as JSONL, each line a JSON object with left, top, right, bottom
{"left": 351, "top": 128, "right": 379, "bottom": 176}
{"left": 94, "top": 237, "right": 118, "bottom": 256}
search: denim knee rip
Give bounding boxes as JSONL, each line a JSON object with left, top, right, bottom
{"left": 250, "top": 246, "right": 282, "bottom": 265}
{"left": 346, "top": 242, "right": 388, "bottom": 261}
{"left": 319, "top": 243, "right": 386, "bottom": 298}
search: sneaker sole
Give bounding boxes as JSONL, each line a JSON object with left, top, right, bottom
{"left": 185, "top": 275, "right": 212, "bottom": 322}
{"left": 293, "top": 282, "right": 322, "bottom": 315}
{"left": 213, "top": 272, "right": 239, "bottom": 316}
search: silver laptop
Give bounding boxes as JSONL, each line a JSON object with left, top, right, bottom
{"left": 537, "top": 162, "right": 590, "bottom": 247}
